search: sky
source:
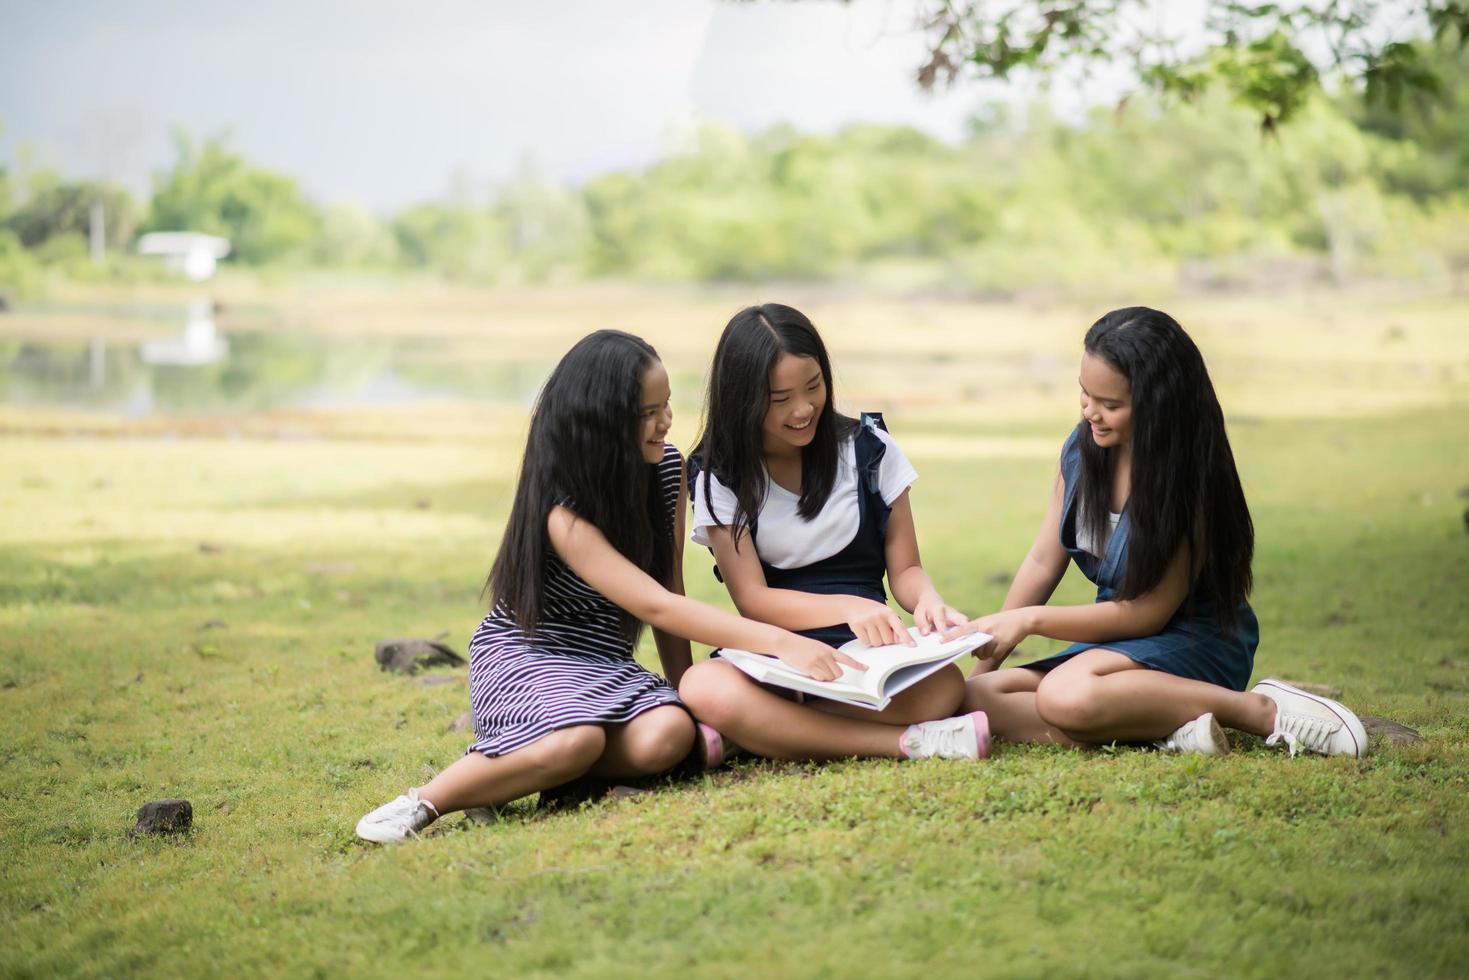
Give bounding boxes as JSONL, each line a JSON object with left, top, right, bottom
{"left": 0, "top": 0, "right": 1151, "bottom": 211}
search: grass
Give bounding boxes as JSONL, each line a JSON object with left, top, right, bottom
{"left": 1, "top": 281, "right": 1467, "bottom": 977}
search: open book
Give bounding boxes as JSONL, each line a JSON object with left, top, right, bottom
{"left": 717, "top": 626, "right": 993, "bottom": 711}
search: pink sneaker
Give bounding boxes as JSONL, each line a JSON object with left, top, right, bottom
{"left": 695, "top": 722, "right": 746, "bottom": 769}
{"left": 900, "top": 711, "right": 992, "bottom": 760}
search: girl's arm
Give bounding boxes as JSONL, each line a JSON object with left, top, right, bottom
{"left": 1001, "top": 469, "right": 1070, "bottom": 610}
{"left": 547, "top": 506, "right": 863, "bottom": 681}
{"left": 650, "top": 468, "right": 694, "bottom": 689}
{"left": 968, "top": 467, "right": 1071, "bottom": 675}
{"left": 882, "top": 490, "right": 972, "bottom": 638}
{"left": 707, "top": 525, "right": 910, "bottom": 648}
{"left": 972, "top": 471, "right": 1190, "bottom": 662}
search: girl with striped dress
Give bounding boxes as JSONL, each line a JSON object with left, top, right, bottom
{"left": 357, "top": 329, "right": 933, "bottom": 843}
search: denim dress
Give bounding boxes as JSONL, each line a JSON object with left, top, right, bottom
{"left": 1021, "top": 428, "right": 1259, "bottom": 691}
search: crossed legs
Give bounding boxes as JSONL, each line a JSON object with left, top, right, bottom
{"left": 963, "top": 650, "right": 1277, "bottom": 746}
{"left": 678, "top": 659, "right": 965, "bottom": 761}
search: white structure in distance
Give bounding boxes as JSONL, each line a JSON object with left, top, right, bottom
{"left": 138, "top": 232, "right": 231, "bottom": 365}
{"left": 138, "top": 232, "right": 231, "bottom": 281}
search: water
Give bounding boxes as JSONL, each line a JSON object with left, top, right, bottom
{"left": 0, "top": 326, "right": 549, "bottom": 416}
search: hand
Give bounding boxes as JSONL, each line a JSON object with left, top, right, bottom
{"left": 912, "top": 590, "right": 976, "bottom": 641}
{"left": 846, "top": 598, "right": 913, "bottom": 648}
{"left": 773, "top": 635, "right": 867, "bottom": 682}
{"left": 967, "top": 608, "right": 1032, "bottom": 670}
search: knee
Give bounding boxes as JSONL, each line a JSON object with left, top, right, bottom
{"left": 625, "top": 708, "right": 695, "bottom": 774}
{"left": 1034, "top": 675, "right": 1102, "bottom": 732}
{"left": 889, "top": 664, "right": 964, "bottom": 723}
{"left": 962, "top": 670, "right": 1004, "bottom": 713}
{"left": 522, "top": 725, "right": 606, "bottom": 777}
{"left": 677, "top": 660, "right": 752, "bottom": 730}
{"left": 927, "top": 664, "right": 965, "bottom": 711}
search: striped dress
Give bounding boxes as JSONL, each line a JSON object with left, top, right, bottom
{"left": 466, "top": 443, "right": 686, "bottom": 757}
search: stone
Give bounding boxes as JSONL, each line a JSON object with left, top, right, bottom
{"left": 130, "top": 799, "right": 193, "bottom": 837}
{"left": 1275, "top": 679, "right": 1344, "bottom": 699}
{"left": 445, "top": 712, "right": 474, "bottom": 734}
{"left": 1360, "top": 715, "right": 1423, "bottom": 746}
{"left": 374, "top": 637, "right": 466, "bottom": 675}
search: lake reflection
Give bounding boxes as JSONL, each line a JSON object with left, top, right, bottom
{"left": 0, "top": 331, "right": 548, "bottom": 415}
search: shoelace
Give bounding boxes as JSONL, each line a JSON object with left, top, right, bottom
{"left": 1153, "top": 715, "right": 1206, "bottom": 752}
{"left": 1266, "top": 712, "right": 1339, "bottom": 757}
{"left": 915, "top": 720, "right": 971, "bottom": 758}
{"left": 400, "top": 790, "right": 440, "bottom": 837}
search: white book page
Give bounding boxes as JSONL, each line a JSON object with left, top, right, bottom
{"left": 717, "top": 626, "right": 992, "bottom": 707}
{"left": 833, "top": 627, "right": 992, "bottom": 694}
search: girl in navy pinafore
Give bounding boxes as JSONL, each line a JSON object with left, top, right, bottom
{"left": 749, "top": 412, "right": 895, "bottom": 649}
{"left": 963, "top": 307, "right": 1369, "bottom": 758}
{"left": 677, "top": 304, "right": 992, "bottom": 765}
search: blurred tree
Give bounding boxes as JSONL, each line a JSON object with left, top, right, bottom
{"left": 1350, "top": 35, "right": 1469, "bottom": 198}
{"left": 144, "top": 129, "right": 320, "bottom": 264}
{"left": 768, "top": 1, "right": 1469, "bottom": 130}
{"left": 0, "top": 123, "right": 10, "bottom": 227}
{"left": 5, "top": 172, "right": 139, "bottom": 251}
{"left": 494, "top": 156, "right": 590, "bottom": 282}
{"left": 392, "top": 175, "right": 509, "bottom": 282}
{"left": 312, "top": 201, "right": 399, "bottom": 268}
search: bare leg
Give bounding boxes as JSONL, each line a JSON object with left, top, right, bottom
{"left": 809, "top": 664, "right": 964, "bottom": 726}
{"left": 1034, "top": 649, "right": 1277, "bottom": 743}
{"left": 963, "top": 666, "right": 1084, "bottom": 747}
{"left": 589, "top": 705, "right": 696, "bottom": 779}
{"left": 416, "top": 725, "right": 606, "bottom": 814}
{"left": 679, "top": 659, "right": 909, "bottom": 761}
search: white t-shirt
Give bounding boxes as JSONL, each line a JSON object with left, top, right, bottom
{"left": 691, "top": 427, "right": 918, "bottom": 569}
{"left": 1074, "top": 501, "right": 1122, "bottom": 559}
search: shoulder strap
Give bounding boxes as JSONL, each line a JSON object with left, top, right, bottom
{"left": 685, "top": 451, "right": 703, "bottom": 498}
{"left": 854, "top": 412, "right": 889, "bottom": 496}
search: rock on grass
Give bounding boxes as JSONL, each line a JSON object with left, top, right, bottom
{"left": 1361, "top": 715, "right": 1423, "bottom": 746}
{"left": 130, "top": 799, "right": 192, "bottom": 837}
{"left": 374, "top": 638, "right": 466, "bottom": 675}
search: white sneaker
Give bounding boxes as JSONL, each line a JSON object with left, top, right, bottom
{"left": 900, "top": 711, "right": 992, "bottom": 760}
{"left": 1253, "top": 678, "right": 1369, "bottom": 758}
{"left": 355, "top": 788, "right": 440, "bottom": 843}
{"left": 1155, "top": 712, "right": 1230, "bottom": 755}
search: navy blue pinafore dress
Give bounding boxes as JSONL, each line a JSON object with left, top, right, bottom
{"left": 1020, "top": 428, "right": 1259, "bottom": 691}
{"left": 691, "top": 413, "right": 894, "bottom": 650}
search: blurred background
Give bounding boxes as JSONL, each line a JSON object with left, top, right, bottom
{"left": 2, "top": 0, "right": 1466, "bottom": 433}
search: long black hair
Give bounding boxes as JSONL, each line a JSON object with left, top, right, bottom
{"left": 691, "top": 304, "right": 855, "bottom": 549}
{"left": 1076, "top": 307, "right": 1254, "bottom": 628}
{"left": 486, "top": 329, "right": 672, "bottom": 641}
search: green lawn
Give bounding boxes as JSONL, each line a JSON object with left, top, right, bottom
{"left": 2, "top": 283, "right": 1467, "bottom": 977}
